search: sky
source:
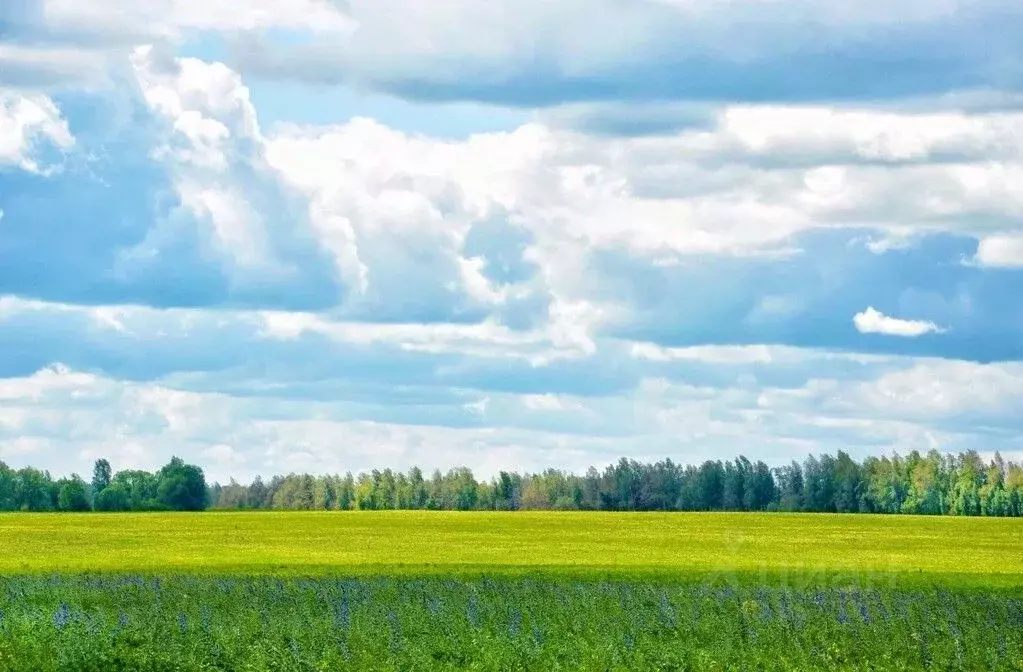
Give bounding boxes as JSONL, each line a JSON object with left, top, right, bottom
{"left": 1, "top": 0, "right": 1023, "bottom": 483}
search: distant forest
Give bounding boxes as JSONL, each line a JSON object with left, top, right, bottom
{"left": 3, "top": 450, "right": 1021, "bottom": 516}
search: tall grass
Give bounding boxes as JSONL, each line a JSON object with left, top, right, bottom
{"left": 1, "top": 574, "right": 1021, "bottom": 671}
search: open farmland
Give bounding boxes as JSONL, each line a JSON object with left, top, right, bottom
{"left": 2, "top": 511, "right": 1022, "bottom": 671}
{"left": 1, "top": 511, "right": 1021, "bottom": 583}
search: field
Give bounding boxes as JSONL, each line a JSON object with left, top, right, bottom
{"left": 3, "top": 510, "right": 1023, "bottom": 582}
{"left": 2, "top": 512, "right": 1022, "bottom": 671}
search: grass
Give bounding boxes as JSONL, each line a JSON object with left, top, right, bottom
{"left": 3, "top": 574, "right": 1023, "bottom": 671}
{"left": 1, "top": 510, "right": 1021, "bottom": 586}
{"left": 3, "top": 511, "right": 1022, "bottom": 670}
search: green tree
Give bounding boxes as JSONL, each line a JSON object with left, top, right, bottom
{"left": 775, "top": 462, "right": 804, "bottom": 512}
{"left": 91, "top": 459, "right": 112, "bottom": 501}
{"left": 355, "top": 472, "right": 377, "bottom": 510}
{"left": 113, "top": 470, "right": 159, "bottom": 510}
{"left": 336, "top": 474, "right": 355, "bottom": 510}
{"left": 94, "top": 483, "right": 130, "bottom": 512}
{"left": 693, "top": 461, "right": 724, "bottom": 511}
{"left": 949, "top": 451, "right": 984, "bottom": 516}
{"left": 802, "top": 455, "right": 837, "bottom": 512}
{"left": 16, "top": 467, "right": 55, "bottom": 511}
{"left": 833, "top": 451, "right": 864, "bottom": 513}
{"left": 746, "top": 461, "right": 776, "bottom": 511}
{"left": 156, "top": 457, "right": 208, "bottom": 511}
{"left": 57, "top": 476, "right": 91, "bottom": 512}
{"left": 901, "top": 451, "right": 944, "bottom": 515}
{"left": 981, "top": 455, "right": 1009, "bottom": 516}
{"left": 0, "top": 461, "right": 16, "bottom": 511}
{"left": 722, "top": 458, "right": 749, "bottom": 511}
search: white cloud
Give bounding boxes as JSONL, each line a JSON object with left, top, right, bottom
{"left": 464, "top": 397, "right": 489, "bottom": 416}
{"left": 0, "top": 43, "right": 112, "bottom": 89}
{"left": 4, "top": 29, "right": 1023, "bottom": 484}
{"left": 265, "top": 102, "right": 1023, "bottom": 278}
{"left": 974, "top": 235, "right": 1023, "bottom": 268}
{"left": 2, "top": 343, "right": 1022, "bottom": 481}
{"left": 123, "top": 46, "right": 337, "bottom": 288}
{"left": 0, "top": 436, "right": 49, "bottom": 458}
{"left": 203, "top": 443, "right": 246, "bottom": 468}
{"left": 853, "top": 307, "right": 944, "bottom": 337}
{"left": 258, "top": 310, "right": 589, "bottom": 365}
{"left": 226, "top": 0, "right": 1023, "bottom": 108}
{"left": 632, "top": 343, "right": 775, "bottom": 364}
{"left": 860, "top": 360, "right": 1023, "bottom": 418}
{"left": 43, "top": 0, "right": 354, "bottom": 38}
{"left": 51, "top": 51, "right": 1022, "bottom": 335}
{"left": 0, "top": 90, "right": 73, "bottom": 173}
{"left": 521, "top": 394, "right": 583, "bottom": 412}
{"left": 0, "top": 363, "right": 101, "bottom": 402}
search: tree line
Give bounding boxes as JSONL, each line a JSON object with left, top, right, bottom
{"left": 209, "top": 450, "right": 1023, "bottom": 516}
{"left": 2, "top": 450, "right": 1021, "bottom": 515}
{"left": 0, "top": 457, "right": 208, "bottom": 512}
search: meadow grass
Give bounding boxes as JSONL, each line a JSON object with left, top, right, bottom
{"left": 3, "top": 512, "right": 1022, "bottom": 670}
{"left": 1, "top": 511, "right": 1021, "bottom": 586}
{"left": 2, "top": 574, "right": 1022, "bottom": 671}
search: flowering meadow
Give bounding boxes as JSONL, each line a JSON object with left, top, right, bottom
{"left": 1, "top": 574, "right": 1021, "bottom": 671}
{"left": 1, "top": 512, "right": 1021, "bottom": 670}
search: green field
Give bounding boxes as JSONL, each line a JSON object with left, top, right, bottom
{"left": 3, "top": 511, "right": 1023, "bottom": 670}
{"left": 2, "top": 510, "right": 1021, "bottom": 584}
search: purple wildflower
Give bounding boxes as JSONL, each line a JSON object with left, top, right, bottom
{"left": 335, "top": 595, "right": 351, "bottom": 631}
{"left": 387, "top": 609, "right": 402, "bottom": 654}
{"left": 857, "top": 598, "right": 870, "bottom": 624}
{"left": 531, "top": 623, "right": 545, "bottom": 648}
{"left": 832, "top": 590, "right": 847, "bottom": 624}
{"left": 53, "top": 603, "right": 70, "bottom": 630}
{"left": 658, "top": 592, "right": 677, "bottom": 629}
{"left": 508, "top": 608, "right": 522, "bottom": 639}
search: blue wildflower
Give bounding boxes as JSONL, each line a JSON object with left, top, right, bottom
{"left": 532, "top": 623, "right": 545, "bottom": 648}
{"left": 53, "top": 603, "right": 70, "bottom": 631}
{"left": 508, "top": 608, "right": 522, "bottom": 639}
{"left": 336, "top": 595, "right": 351, "bottom": 631}
{"left": 387, "top": 609, "right": 402, "bottom": 654}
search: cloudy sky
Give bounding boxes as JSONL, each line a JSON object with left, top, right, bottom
{"left": 2, "top": 0, "right": 1023, "bottom": 483}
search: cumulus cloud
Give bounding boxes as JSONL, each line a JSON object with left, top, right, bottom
{"left": 973, "top": 235, "right": 1023, "bottom": 268}
{"left": 4, "top": 347, "right": 1023, "bottom": 482}
{"left": 228, "top": 0, "right": 1023, "bottom": 106}
{"left": 0, "top": 90, "right": 73, "bottom": 173}
{"left": 3, "top": 0, "right": 352, "bottom": 49}
{"left": 853, "top": 307, "right": 944, "bottom": 337}
{"left": 0, "top": 43, "right": 112, "bottom": 89}
{"left": 2, "top": 7, "right": 1023, "bottom": 479}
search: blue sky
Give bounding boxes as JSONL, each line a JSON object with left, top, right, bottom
{"left": 2, "top": 0, "right": 1023, "bottom": 482}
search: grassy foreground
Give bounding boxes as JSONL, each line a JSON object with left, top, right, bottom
{"left": 1, "top": 510, "right": 1021, "bottom": 584}
{"left": 2, "top": 512, "right": 1022, "bottom": 670}
{"left": 3, "top": 574, "right": 1023, "bottom": 671}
